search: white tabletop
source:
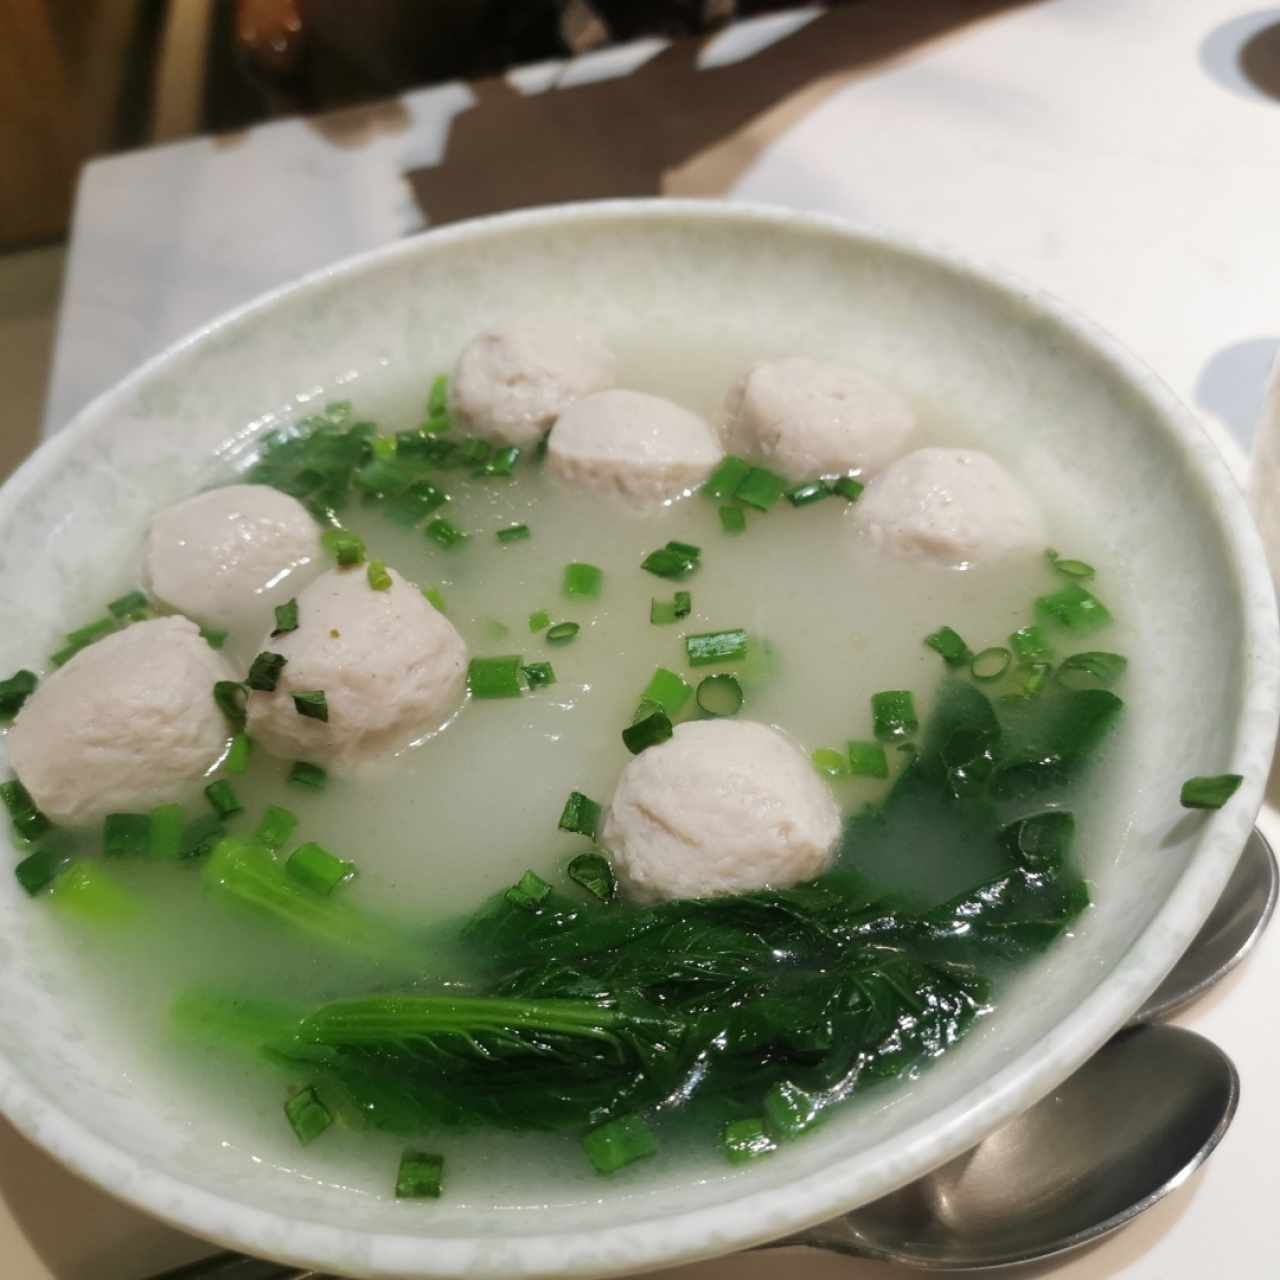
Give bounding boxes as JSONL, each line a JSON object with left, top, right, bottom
{"left": 17, "top": 2, "right": 1280, "bottom": 1276}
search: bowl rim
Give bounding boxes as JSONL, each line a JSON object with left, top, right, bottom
{"left": 1, "top": 197, "right": 1276, "bottom": 1278}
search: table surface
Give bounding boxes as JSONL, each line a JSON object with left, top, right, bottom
{"left": 12, "top": 1, "right": 1280, "bottom": 1276}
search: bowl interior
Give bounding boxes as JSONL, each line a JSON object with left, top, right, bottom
{"left": 0, "top": 203, "right": 1274, "bottom": 1278}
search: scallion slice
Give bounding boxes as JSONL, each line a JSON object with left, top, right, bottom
{"left": 200, "top": 627, "right": 228, "bottom": 650}
{"left": 564, "top": 562, "right": 604, "bottom": 598}
{"left": 458, "top": 438, "right": 492, "bottom": 468}
{"left": 558, "top": 791, "right": 602, "bottom": 840}
{"left": 0, "top": 779, "right": 50, "bottom": 842}
{"left": 395, "top": 1149, "right": 445, "bottom": 1199}
{"left": 286, "top": 842, "right": 356, "bottom": 895}
{"left": 498, "top": 524, "right": 531, "bottom": 544}
{"left": 696, "top": 673, "right": 743, "bottom": 717}
{"left": 831, "top": 475, "right": 864, "bottom": 502}
{"left": 321, "top": 528, "right": 365, "bottom": 566}
{"left": 567, "top": 850, "right": 616, "bottom": 903}
{"left": 666, "top": 540, "right": 701, "bottom": 562}
{"left": 15, "top": 846, "right": 66, "bottom": 896}
{"left": 674, "top": 590, "right": 692, "bottom": 618}
{"left": 719, "top": 505, "right": 746, "bottom": 534}
{"left": 642, "top": 667, "right": 693, "bottom": 717}
{"left": 786, "top": 480, "right": 829, "bottom": 507}
{"left": 468, "top": 655, "right": 524, "bottom": 698}
{"left": 1009, "top": 625, "right": 1052, "bottom": 662}
{"left": 1035, "top": 583, "right": 1112, "bottom": 632}
{"left": 522, "top": 660, "right": 556, "bottom": 689}
{"left": 686, "top": 629, "right": 748, "bottom": 667}
{"left": 285, "top": 1085, "right": 333, "bottom": 1146}
{"left": 272, "top": 598, "right": 299, "bottom": 636}
{"left": 1180, "top": 774, "right": 1243, "bottom": 810}
{"left": 505, "top": 868, "right": 552, "bottom": 911}
{"left": 225, "top": 732, "right": 252, "bottom": 775}
{"left": 103, "top": 813, "right": 149, "bottom": 857}
{"left": 1006, "top": 661, "right": 1052, "bottom": 701}
{"left": 64, "top": 616, "right": 118, "bottom": 648}
{"left": 528, "top": 608, "right": 551, "bottom": 632}
{"left": 423, "top": 587, "right": 446, "bottom": 612}
{"left": 1047, "top": 548, "right": 1095, "bottom": 579}
{"left": 480, "top": 445, "right": 520, "bottom": 477}
{"left": 650, "top": 591, "right": 692, "bottom": 625}
{"left": 722, "top": 1117, "right": 777, "bottom": 1164}
{"left": 703, "top": 455, "right": 752, "bottom": 499}
{"left": 0, "top": 669, "right": 37, "bottom": 717}
{"left": 734, "top": 466, "right": 787, "bottom": 511}
{"left": 545, "top": 622, "right": 580, "bottom": 645}
{"left": 213, "top": 680, "right": 248, "bottom": 729}
{"left": 1055, "top": 651, "right": 1128, "bottom": 689}
{"left": 970, "top": 647, "right": 1012, "bottom": 682}
{"left": 763, "top": 1079, "right": 821, "bottom": 1139}
{"left": 288, "top": 761, "right": 328, "bottom": 791}
{"left": 870, "top": 690, "right": 917, "bottom": 742}
{"left": 108, "top": 590, "right": 149, "bottom": 619}
{"left": 292, "top": 690, "right": 329, "bottom": 721}
{"left": 622, "top": 706, "right": 673, "bottom": 754}
{"left": 641, "top": 547, "right": 697, "bottom": 579}
{"left": 205, "top": 780, "right": 243, "bottom": 819}
{"left": 427, "top": 373, "right": 450, "bottom": 423}
{"left": 148, "top": 803, "right": 185, "bottom": 858}
{"left": 385, "top": 479, "right": 449, "bottom": 526}
{"left": 582, "top": 1114, "right": 657, "bottom": 1175}
{"left": 180, "top": 813, "right": 226, "bottom": 859}
{"left": 925, "top": 626, "right": 971, "bottom": 667}
{"left": 812, "top": 747, "right": 850, "bottom": 778}
{"left": 847, "top": 740, "right": 889, "bottom": 778}
{"left": 367, "top": 560, "right": 392, "bottom": 591}
{"left": 256, "top": 804, "right": 298, "bottom": 852}
{"left": 425, "top": 518, "right": 467, "bottom": 549}
{"left": 246, "top": 652, "right": 287, "bottom": 692}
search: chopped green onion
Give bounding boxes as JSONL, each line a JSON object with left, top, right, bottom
{"left": 696, "top": 673, "right": 743, "bottom": 717}
{"left": 1006, "top": 661, "right": 1053, "bottom": 701}
{"left": 103, "top": 813, "right": 149, "bottom": 857}
{"left": 1036, "top": 584, "right": 1112, "bottom": 632}
{"left": 1055, "top": 651, "right": 1128, "bottom": 689}
{"left": 650, "top": 591, "right": 692, "bottom": 625}
{"left": 288, "top": 761, "right": 328, "bottom": 791}
{"left": 200, "top": 626, "right": 228, "bottom": 650}
{"left": 255, "top": 804, "right": 298, "bottom": 852}
{"left": 423, "top": 587, "right": 446, "bottom": 612}
{"left": 1180, "top": 774, "right": 1243, "bottom": 810}
{"left": 321, "top": 528, "right": 365, "bottom": 566}
{"left": 148, "top": 803, "right": 185, "bottom": 859}
{"left": 528, "top": 608, "right": 551, "bottom": 632}
{"left": 871, "top": 690, "right": 917, "bottom": 742}
{"left": 213, "top": 680, "right": 248, "bottom": 729}
{"left": 925, "top": 626, "right": 972, "bottom": 667}
{"left": 0, "top": 669, "right": 37, "bottom": 717}
{"left": 395, "top": 1149, "right": 445, "bottom": 1199}
{"left": 48, "top": 861, "right": 137, "bottom": 924}
{"left": 564, "top": 562, "right": 604, "bottom": 598}
{"left": 558, "top": 791, "right": 602, "bottom": 840}
{"left": 642, "top": 667, "right": 693, "bottom": 717}
{"left": 64, "top": 615, "right": 118, "bottom": 648}
{"left": 763, "top": 1079, "right": 821, "bottom": 1139}
{"left": 686, "top": 629, "right": 748, "bottom": 667}
{"left": 734, "top": 466, "right": 787, "bottom": 511}
{"left": 224, "top": 732, "right": 252, "bottom": 775}
{"left": 458, "top": 438, "right": 493, "bottom": 467}
{"left": 478, "top": 445, "right": 519, "bottom": 477}
{"left": 15, "top": 846, "right": 66, "bottom": 896}
{"left": 666, "top": 540, "right": 701, "bottom": 562}
{"left": 0, "top": 779, "right": 50, "bottom": 841}
{"left": 582, "top": 1114, "right": 657, "bottom": 1175}
{"left": 1009, "top": 625, "right": 1052, "bottom": 662}
{"left": 567, "top": 850, "right": 616, "bottom": 903}
{"left": 505, "top": 869, "right": 552, "bottom": 911}
{"left": 292, "top": 690, "right": 329, "bottom": 722}
{"left": 205, "top": 780, "right": 243, "bottom": 819}
{"left": 641, "top": 547, "right": 697, "bottom": 579}
{"left": 498, "top": 524, "right": 531, "bottom": 544}
{"left": 722, "top": 1117, "right": 777, "bottom": 1164}
{"left": 286, "top": 842, "right": 356, "bottom": 895}
{"left": 623, "top": 706, "right": 673, "bottom": 754}
{"left": 847, "top": 740, "right": 889, "bottom": 778}
{"left": 832, "top": 475, "right": 865, "bottom": 502}
{"left": 427, "top": 373, "right": 450, "bottom": 422}
{"left": 426, "top": 518, "right": 466, "bottom": 549}
{"left": 786, "top": 480, "right": 829, "bottom": 507}
{"left": 1047, "top": 549, "right": 1095, "bottom": 579}
{"left": 366, "top": 560, "right": 392, "bottom": 591}
{"left": 385, "top": 480, "right": 448, "bottom": 526}
{"left": 812, "top": 747, "right": 850, "bottom": 778}
{"left": 285, "top": 1085, "right": 333, "bottom": 1146}
{"left": 485, "top": 619, "right": 510, "bottom": 642}
{"left": 719, "top": 505, "right": 747, "bottom": 534}
{"left": 703, "top": 455, "right": 752, "bottom": 499}
{"left": 247, "top": 652, "right": 287, "bottom": 692}
{"left": 546, "top": 622, "right": 580, "bottom": 645}
{"left": 179, "top": 813, "right": 226, "bottom": 859}
{"left": 108, "top": 590, "right": 149, "bottom": 618}
{"left": 522, "top": 661, "right": 556, "bottom": 689}
{"left": 674, "top": 590, "right": 692, "bottom": 617}
{"left": 970, "top": 647, "right": 1012, "bottom": 682}
{"left": 1000, "top": 811, "right": 1075, "bottom": 872}
{"left": 272, "top": 598, "right": 299, "bottom": 636}
{"left": 468, "top": 655, "right": 524, "bottom": 698}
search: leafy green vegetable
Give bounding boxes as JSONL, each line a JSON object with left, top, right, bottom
{"left": 1180, "top": 774, "right": 1243, "bottom": 810}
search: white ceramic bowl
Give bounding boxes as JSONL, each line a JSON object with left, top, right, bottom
{"left": 0, "top": 201, "right": 1275, "bottom": 1279}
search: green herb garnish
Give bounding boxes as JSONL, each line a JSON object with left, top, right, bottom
{"left": 546, "top": 622, "right": 580, "bottom": 645}
{"left": 287, "top": 842, "right": 356, "bottom": 895}
{"left": 247, "top": 652, "right": 287, "bottom": 692}
{"left": 272, "top": 598, "right": 300, "bottom": 636}
{"left": 695, "top": 673, "right": 743, "bottom": 717}
{"left": 871, "top": 690, "right": 917, "bottom": 742}
{"left": 498, "top": 524, "right": 531, "bottom": 544}
{"left": 468, "top": 656, "right": 524, "bottom": 699}
{"left": 623, "top": 706, "right": 673, "bottom": 754}
{"left": 1180, "top": 774, "right": 1243, "bottom": 810}
{"left": 925, "top": 626, "right": 971, "bottom": 667}
{"left": 564, "top": 563, "right": 604, "bottom": 598}
{"left": 686, "top": 629, "right": 748, "bottom": 667}
{"left": 292, "top": 690, "right": 329, "bottom": 721}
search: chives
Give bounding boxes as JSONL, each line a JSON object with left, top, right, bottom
{"left": 1007, "top": 660, "right": 1052, "bottom": 701}
{"left": 1009, "top": 625, "right": 1052, "bottom": 662}
{"left": 64, "top": 616, "right": 118, "bottom": 647}
{"left": 0, "top": 669, "right": 37, "bottom": 717}
{"left": 674, "top": 591, "right": 692, "bottom": 618}
{"left": 15, "top": 846, "right": 65, "bottom": 896}
{"left": 1180, "top": 774, "right": 1243, "bottom": 810}
{"left": 522, "top": 660, "right": 555, "bottom": 688}
{"left": 200, "top": 627, "right": 228, "bottom": 650}
{"left": 480, "top": 445, "right": 520, "bottom": 477}
{"left": 722, "top": 1117, "right": 776, "bottom": 1164}
{"left": 148, "top": 804, "right": 186, "bottom": 858}
{"left": 582, "top": 1114, "right": 657, "bottom": 1175}
{"left": 385, "top": 480, "right": 448, "bottom": 526}
{"left": 528, "top": 609, "right": 551, "bottom": 632}
{"left": 292, "top": 690, "right": 329, "bottom": 722}
{"left": 395, "top": 1150, "right": 445, "bottom": 1199}
{"left": 564, "top": 562, "right": 604, "bottom": 599}
{"left": 568, "top": 850, "right": 616, "bottom": 903}
{"left": 623, "top": 706, "right": 673, "bottom": 754}
{"left": 180, "top": 813, "right": 226, "bottom": 859}
{"left": 427, "top": 373, "right": 450, "bottom": 424}
{"left": 970, "top": 647, "right": 1012, "bottom": 682}
{"left": 832, "top": 475, "right": 864, "bottom": 502}
{"left": 812, "top": 747, "right": 850, "bottom": 778}
{"left": 103, "top": 813, "right": 149, "bottom": 857}
{"left": 225, "top": 732, "right": 252, "bottom": 774}
{"left": 642, "top": 667, "right": 693, "bottom": 717}
{"left": 546, "top": 622, "right": 580, "bottom": 645}
{"left": 214, "top": 680, "right": 248, "bottom": 729}
{"left": 1055, "top": 651, "right": 1128, "bottom": 689}
{"left": 558, "top": 791, "right": 602, "bottom": 840}
{"left": 285, "top": 1086, "right": 333, "bottom": 1146}
{"left": 286, "top": 842, "right": 356, "bottom": 895}
{"left": 506, "top": 869, "right": 552, "bottom": 911}
{"left": 108, "top": 589, "right": 149, "bottom": 618}
{"left": 703, "top": 455, "right": 752, "bottom": 499}
{"left": 367, "top": 561, "right": 392, "bottom": 591}
{"left": 272, "top": 598, "right": 299, "bottom": 636}
{"left": 426, "top": 518, "right": 466, "bottom": 549}
{"left": 321, "top": 528, "right": 365, "bottom": 566}
{"left": 458, "top": 438, "right": 492, "bottom": 468}
{"left": 847, "top": 741, "right": 889, "bottom": 778}
{"left": 247, "top": 652, "right": 287, "bottom": 692}
{"left": 696, "top": 674, "right": 743, "bottom": 717}
{"left": 1035, "top": 584, "right": 1112, "bottom": 632}
{"left": 925, "top": 626, "right": 971, "bottom": 667}
{"left": 650, "top": 592, "right": 692, "bottom": 625}
{"left": 870, "top": 691, "right": 917, "bottom": 742}
{"left": 667, "top": 540, "right": 701, "bottom": 561}
{"left": 468, "top": 656, "right": 524, "bottom": 698}
{"left": 0, "top": 779, "right": 50, "bottom": 842}
{"left": 256, "top": 804, "right": 298, "bottom": 851}
{"left": 205, "top": 780, "right": 243, "bottom": 819}
{"left": 1047, "top": 549, "right": 1095, "bottom": 579}
{"left": 686, "top": 629, "right": 748, "bottom": 667}
{"left": 719, "top": 505, "right": 746, "bottom": 534}
{"left": 498, "top": 524, "right": 531, "bottom": 544}
{"left": 734, "top": 466, "right": 787, "bottom": 511}
{"left": 786, "top": 480, "right": 829, "bottom": 507}
{"left": 642, "top": 546, "right": 697, "bottom": 579}
{"left": 288, "top": 761, "right": 328, "bottom": 791}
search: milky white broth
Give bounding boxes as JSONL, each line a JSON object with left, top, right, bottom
{"left": 23, "top": 346, "right": 1136, "bottom": 1212}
